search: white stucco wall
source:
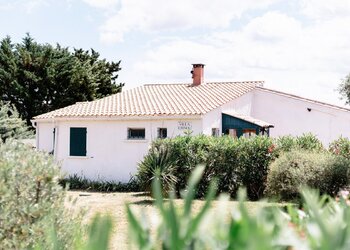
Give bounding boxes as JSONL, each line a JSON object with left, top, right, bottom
{"left": 35, "top": 87, "right": 350, "bottom": 181}
{"left": 252, "top": 88, "right": 350, "bottom": 145}
{"left": 36, "top": 122, "right": 54, "bottom": 152}
{"left": 221, "top": 91, "right": 254, "bottom": 115}
{"left": 201, "top": 92, "right": 254, "bottom": 135}
{"left": 36, "top": 117, "right": 202, "bottom": 182}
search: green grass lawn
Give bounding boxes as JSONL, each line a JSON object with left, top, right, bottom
{"left": 67, "top": 191, "right": 285, "bottom": 249}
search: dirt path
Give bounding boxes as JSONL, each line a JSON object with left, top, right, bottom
{"left": 67, "top": 191, "right": 271, "bottom": 249}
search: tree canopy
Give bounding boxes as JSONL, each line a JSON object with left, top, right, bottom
{"left": 0, "top": 101, "right": 32, "bottom": 142}
{"left": 0, "top": 34, "right": 124, "bottom": 125}
{"left": 339, "top": 73, "right": 350, "bottom": 105}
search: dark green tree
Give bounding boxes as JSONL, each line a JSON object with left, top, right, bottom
{"left": 0, "top": 34, "right": 124, "bottom": 125}
{"left": 0, "top": 101, "right": 32, "bottom": 142}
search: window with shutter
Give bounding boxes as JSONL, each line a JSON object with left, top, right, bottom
{"left": 70, "top": 127, "right": 87, "bottom": 156}
{"left": 157, "top": 128, "right": 167, "bottom": 139}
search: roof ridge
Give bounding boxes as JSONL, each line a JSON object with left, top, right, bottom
{"left": 143, "top": 81, "right": 264, "bottom": 86}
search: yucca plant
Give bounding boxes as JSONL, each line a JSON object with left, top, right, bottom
{"left": 128, "top": 165, "right": 216, "bottom": 249}
{"left": 294, "top": 189, "right": 350, "bottom": 250}
{"left": 137, "top": 143, "right": 178, "bottom": 195}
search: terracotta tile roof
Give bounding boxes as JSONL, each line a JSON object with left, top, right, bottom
{"left": 222, "top": 111, "right": 274, "bottom": 128}
{"left": 34, "top": 81, "right": 263, "bottom": 119}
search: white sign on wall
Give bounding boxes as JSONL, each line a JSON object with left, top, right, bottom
{"left": 178, "top": 121, "right": 192, "bottom": 130}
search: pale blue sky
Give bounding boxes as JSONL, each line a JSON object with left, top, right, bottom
{"left": 1, "top": 0, "right": 350, "bottom": 106}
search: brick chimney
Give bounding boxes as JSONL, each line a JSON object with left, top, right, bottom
{"left": 191, "top": 64, "right": 205, "bottom": 86}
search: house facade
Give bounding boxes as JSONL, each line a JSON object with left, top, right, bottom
{"left": 33, "top": 64, "right": 350, "bottom": 181}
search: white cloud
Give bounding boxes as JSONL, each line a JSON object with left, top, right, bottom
{"left": 299, "top": 0, "right": 350, "bottom": 20}
{"left": 82, "top": 0, "right": 119, "bottom": 9}
{"left": 127, "top": 10, "right": 350, "bottom": 106}
{"left": 97, "top": 0, "right": 279, "bottom": 43}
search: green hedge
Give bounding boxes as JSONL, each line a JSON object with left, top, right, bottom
{"left": 265, "top": 150, "right": 350, "bottom": 201}
{"left": 137, "top": 133, "right": 348, "bottom": 200}
{"left": 0, "top": 141, "right": 82, "bottom": 249}
{"left": 137, "top": 135, "right": 276, "bottom": 200}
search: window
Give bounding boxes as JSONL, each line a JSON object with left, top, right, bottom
{"left": 70, "top": 127, "right": 87, "bottom": 156}
{"left": 212, "top": 128, "right": 220, "bottom": 137}
{"left": 128, "top": 128, "right": 145, "bottom": 139}
{"left": 158, "top": 128, "right": 167, "bottom": 139}
{"left": 243, "top": 129, "right": 256, "bottom": 138}
{"left": 228, "top": 129, "right": 237, "bottom": 138}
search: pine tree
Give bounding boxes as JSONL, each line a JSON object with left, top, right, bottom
{"left": 0, "top": 34, "right": 124, "bottom": 125}
{"left": 0, "top": 101, "right": 32, "bottom": 142}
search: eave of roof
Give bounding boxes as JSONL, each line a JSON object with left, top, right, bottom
{"left": 222, "top": 111, "right": 274, "bottom": 128}
{"left": 257, "top": 87, "right": 350, "bottom": 113}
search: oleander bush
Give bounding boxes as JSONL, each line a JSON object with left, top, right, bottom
{"left": 138, "top": 135, "right": 276, "bottom": 200}
{"left": 274, "top": 135, "right": 296, "bottom": 152}
{"left": 138, "top": 133, "right": 349, "bottom": 201}
{"left": 265, "top": 149, "right": 350, "bottom": 201}
{"left": 236, "top": 136, "right": 275, "bottom": 200}
{"left": 274, "top": 133, "right": 324, "bottom": 154}
{"left": 329, "top": 136, "right": 350, "bottom": 159}
{"left": 295, "top": 133, "right": 324, "bottom": 151}
{"left": 0, "top": 140, "right": 82, "bottom": 249}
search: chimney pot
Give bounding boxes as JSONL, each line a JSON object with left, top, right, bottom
{"left": 191, "top": 63, "right": 205, "bottom": 86}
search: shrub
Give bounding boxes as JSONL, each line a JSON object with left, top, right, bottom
{"left": 60, "top": 174, "right": 140, "bottom": 192}
{"left": 329, "top": 136, "right": 350, "bottom": 160}
{"left": 44, "top": 166, "right": 350, "bottom": 249}
{"left": 265, "top": 150, "right": 350, "bottom": 200}
{"left": 274, "top": 133, "right": 324, "bottom": 154}
{"left": 0, "top": 141, "right": 82, "bottom": 249}
{"left": 129, "top": 165, "right": 350, "bottom": 250}
{"left": 295, "top": 133, "right": 324, "bottom": 151}
{"left": 321, "top": 156, "right": 350, "bottom": 195}
{"left": 274, "top": 135, "right": 296, "bottom": 152}
{"left": 138, "top": 135, "right": 276, "bottom": 199}
{"left": 202, "top": 136, "right": 240, "bottom": 198}
{"left": 237, "top": 136, "right": 276, "bottom": 200}
{"left": 144, "top": 135, "right": 214, "bottom": 196}
{"left": 136, "top": 143, "right": 177, "bottom": 194}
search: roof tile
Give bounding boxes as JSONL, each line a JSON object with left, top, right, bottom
{"left": 34, "top": 81, "right": 263, "bottom": 119}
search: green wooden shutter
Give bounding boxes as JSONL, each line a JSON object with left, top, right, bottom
{"left": 70, "top": 127, "right": 87, "bottom": 156}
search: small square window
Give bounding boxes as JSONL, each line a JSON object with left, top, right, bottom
{"left": 212, "top": 128, "right": 220, "bottom": 137}
{"left": 158, "top": 128, "right": 167, "bottom": 139}
{"left": 243, "top": 129, "right": 256, "bottom": 138}
{"left": 228, "top": 129, "right": 237, "bottom": 138}
{"left": 128, "top": 128, "right": 145, "bottom": 139}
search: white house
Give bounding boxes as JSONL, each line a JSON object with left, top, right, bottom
{"left": 32, "top": 64, "right": 350, "bottom": 181}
